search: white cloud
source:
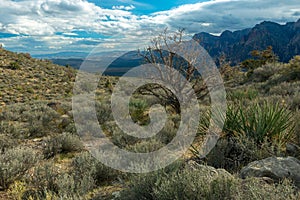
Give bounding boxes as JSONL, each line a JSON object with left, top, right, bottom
{"left": 153, "top": 0, "right": 300, "bottom": 33}
{"left": 0, "top": 0, "right": 300, "bottom": 54}
{"left": 0, "top": 0, "right": 137, "bottom": 36}
{"left": 112, "top": 5, "right": 135, "bottom": 11}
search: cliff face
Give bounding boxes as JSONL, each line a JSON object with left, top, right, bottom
{"left": 193, "top": 19, "right": 300, "bottom": 65}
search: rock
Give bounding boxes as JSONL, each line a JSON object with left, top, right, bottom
{"left": 286, "top": 143, "right": 300, "bottom": 157}
{"left": 240, "top": 156, "right": 300, "bottom": 187}
{"left": 33, "top": 138, "right": 42, "bottom": 142}
{"left": 186, "top": 160, "right": 233, "bottom": 179}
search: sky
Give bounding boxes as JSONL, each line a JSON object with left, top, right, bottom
{"left": 0, "top": 0, "right": 300, "bottom": 56}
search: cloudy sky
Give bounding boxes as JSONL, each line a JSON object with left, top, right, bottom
{"left": 0, "top": 0, "right": 300, "bottom": 55}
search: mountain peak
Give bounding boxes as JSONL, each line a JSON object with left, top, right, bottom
{"left": 193, "top": 19, "right": 300, "bottom": 64}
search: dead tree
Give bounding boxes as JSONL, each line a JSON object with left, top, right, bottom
{"left": 137, "top": 28, "right": 213, "bottom": 114}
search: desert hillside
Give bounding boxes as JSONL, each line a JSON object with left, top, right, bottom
{"left": 0, "top": 45, "right": 300, "bottom": 200}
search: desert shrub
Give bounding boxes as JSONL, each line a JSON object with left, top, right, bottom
{"left": 268, "top": 81, "right": 300, "bottom": 96}
{"left": 117, "top": 160, "right": 183, "bottom": 200}
{"left": 108, "top": 122, "right": 139, "bottom": 148}
{"left": 0, "top": 147, "right": 40, "bottom": 189}
{"left": 118, "top": 162, "right": 235, "bottom": 200}
{"left": 0, "top": 104, "right": 26, "bottom": 121}
{"left": 25, "top": 106, "right": 60, "bottom": 138}
{"left": 235, "top": 178, "right": 300, "bottom": 200}
{"left": 294, "top": 111, "right": 300, "bottom": 145}
{"left": 118, "top": 164, "right": 299, "bottom": 200}
{"left": 264, "top": 62, "right": 300, "bottom": 89}
{"left": 29, "top": 160, "right": 92, "bottom": 198}
{"left": 8, "top": 181, "right": 26, "bottom": 200}
{"left": 0, "top": 135, "right": 17, "bottom": 152}
{"left": 156, "top": 118, "right": 178, "bottom": 144}
{"left": 282, "top": 55, "right": 300, "bottom": 82}
{"left": 43, "top": 132, "right": 83, "bottom": 158}
{"left": 227, "top": 88, "right": 259, "bottom": 102}
{"left": 95, "top": 101, "right": 113, "bottom": 124}
{"left": 72, "top": 152, "right": 119, "bottom": 188}
{"left": 251, "top": 62, "right": 282, "bottom": 82}
{"left": 21, "top": 189, "right": 46, "bottom": 200}
{"left": 55, "top": 173, "right": 83, "bottom": 198}
{"left": 126, "top": 139, "right": 165, "bottom": 153}
{"left": 204, "top": 136, "right": 282, "bottom": 173}
{"left": 0, "top": 102, "right": 61, "bottom": 138}
{"left": 63, "top": 122, "right": 77, "bottom": 134}
{"left": 291, "top": 92, "right": 300, "bottom": 111}
{"left": 29, "top": 162, "right": 59, "bottom": 194}
{"left": 9, "top": 181, "right": 46, "bottom": 200}
{"left": 8, "top": 61, "right": 21, "bottom": 70}
{"left": 0, "top": 121, "right": 22, "bottom": 138}
{"left": 152, "top": 170, "right": 236, "bottom": 200}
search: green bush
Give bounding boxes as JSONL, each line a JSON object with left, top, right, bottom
{"left": 0, "top": 147, "right": 40, "bottom": 189}
{"left": 26, "top": 106, "right": 60, "bottom": 138}
{"left": 0, "top": 121, "right": 22, "bottom": 138}
{"left": 108, "top": 122, "right": 139, "bottom": 148}
{"left": 117, "top": 160, "right": 183, "bottom": 200}
{"left": 43, "top": 132, "right": 83, "bottom": 158}
{"left": 268, "top": 82, "right": 300, "bottom": 96}
{"left": 291, "top": 92, "right": 300, "bottom": 111}
{"left": 126, "top": 139, "right": 165, "bottom": 153}
{"left": 0, "top": 102, "right": 61, "bottom": 139}
{"left": 29, "top": 160, "right": 91, "bottom": 198}
{"left": 156, "top": 118, "right": 178, "bottom": 144}
{"left": 29, "top": 162, "right": 59, "bottom": 194}
{"left": 235, "top": 178, "right": 300, "bottom": 200}
{"left": 72, "top": 152, "right": 119, "bottom": 188}
{"left": 152, "top": 170, "right": 235, "bottom": 200}
{"left": 8, "top": 61, "right": 21, "bottom": 70}
{"left": 250, "top": 63, "right": 282, "bottom": 83}
{"left": 0, "top": 135, "right": 17, "bottom": 152}
{"left": 204, "top": 137, "right": 282, "bottom": 173}
{"left": 294, "top": 111, "right": 300, "bottom": 145}
{"left": 118, "top": 164, "right": 300, "bottom": 200}
{"left": 95, "top": 101, "right": 113, "bottom": 124}
{"left": 228, "top": 88, "right": 259, "bottom": 102}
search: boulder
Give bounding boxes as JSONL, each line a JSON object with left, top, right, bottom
{"left": 240, "top": 156, "right": 300, "bottom": 187}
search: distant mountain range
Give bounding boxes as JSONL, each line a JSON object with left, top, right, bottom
{"left": 193, "top": 19, "right": 300, "bottom": 65}
{"left": 33, "top": 51, "right": 89, "bottom": 59}
{"left": 34, "top": 19, "right": 300, "bottom": 75}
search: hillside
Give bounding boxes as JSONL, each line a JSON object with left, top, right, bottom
{"left": 193, "top": 19, "right": 300, "bottom": 64}
{"left": 0, "top": 46, "right": 300, "bottom": 200}
{"left": 0, "top": 48, "right": 76, "bottom": 106}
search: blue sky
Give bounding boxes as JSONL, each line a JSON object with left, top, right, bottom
{"left": 92, "top": 0, "right": 205, "bottom": 14}
{"left": 0, "top": 0, "right": 300, "bottom": 55}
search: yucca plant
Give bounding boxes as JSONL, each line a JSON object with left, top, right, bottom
{"left": 129, "top": 98, "right": 149, "bottom": 124}
{"left": 240, "top": 102, "right": 294, "bottom": 145}
{"left": 223, "top": 102, "right": 295, "bottom": 146}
